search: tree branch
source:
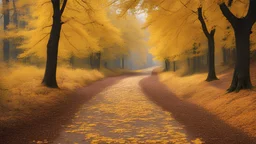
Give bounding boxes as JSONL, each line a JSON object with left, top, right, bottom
{"left": 179, "top": 0, "right": 196, "bottom": 14}
{"left": 198, "top": 7, "right": 210, "bottom": 38}
{"left": 246, "top": 0, "right": 256, "bottom": 26}
{"left": 62, "top": 30, "right": 78, "bottom": 51}
{"left": 219, "top": 2, "right": 238, "bottom": 26}
{"left": 60, "top": 0, "right": 68, "bottom": 16}
{"left": 228, "top": 0, "right": 233, "bottom": 6}
{"left": 210, "top": 28, "right": 216, "bottom": 36}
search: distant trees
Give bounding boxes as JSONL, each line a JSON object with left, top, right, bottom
{"left": 115, "top": 0, "right": 256, "bottom": 92}
{"left": 3, "top": 0, "right": 10, "bottom": 62}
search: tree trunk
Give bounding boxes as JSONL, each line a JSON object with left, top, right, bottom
{"left": 198, "top": 7, "right": 218, "bottom": 81}
{"left": 222, "top": 47, "right": 227, "bottom": 65}
{"left": 187, "top": 58, "right": 190, "bottom": 71}
{"left": 3, "top": 0, "right": 10, "bottom": 62}
{"left": 164, "top": 59, "right": 170, "bottom": 71}
{"left": 90, "top": 53, "right": 94, "bottom": 69}
{"left": 70, "top": 55, "right": 74, "bottom": 68}
{"left": 96, "top": 52, "right": 101, "bottom": 69}
{"left": 173, "top": 61, "right": 176, "bottom": 72}
{"left": 12, "top": 0, "right": 19, "bottom": 60}
{"left": 121, "top": 56, "right": 125, "bottom": 69}
{"left": 42, "top": 0, "right": 64, "bottom": 88}
{"left": 193, "top": 56, "right": 196, "bottom": 73}
{"left": 228, "top": 24, "right": 252, "bottom": 92}
{"left": 206, "top": 36, "right": 218, "bottom": 81}
{"left": 196, "top": 56, "right": 200, "bottom": 71}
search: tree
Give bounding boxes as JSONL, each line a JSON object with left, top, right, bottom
{"left": 198, "top": 7, "right": 218, "bottom": 81}
{"left": 219, "top": 0, "right": 256, "bottom": 92}
{"left": 3, "top": 0, "right": 10, "bottom": 62}
{"left": 41, "top": 0, "right": 67, "bottom": 88}
{"left": 15, "top": 0, "right": 125, "bottom": 87}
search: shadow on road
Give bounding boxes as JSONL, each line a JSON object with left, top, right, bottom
{"left": 140, "top": 75, "right": 256, "bottom": 144}
{"left": 0, "top": 75, "right": 130, "bottom": 144}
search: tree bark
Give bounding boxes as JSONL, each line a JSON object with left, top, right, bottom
{"left": 173, "top": 61, "right": 176, "bottom": 72}
{"left": 222, "top": 47, "right": 227, "bottom": 65}
{"left": 90, "top": 54, "right": 94, "bottom": 69}
{"left": 187, "top": 58, "right": 190, "bottom": 72}
{"left": 228, "top": 22, "right": 252, "bottom": 92}
{"left": 12, "top": 0, "right": 20, "bottom": 59}
{"left": 193, "top": 56, "right": 196, "bottom": 73}
{"left": 69, "top": 55, "right": 74, "bottom": 68}
{"left": 164, "top": 58, "right": 170, "bottom": 71}
{"left": 206, "top": 35, "right": 218, "bottom": 81}
{"left": 96, "top": 52, "right": 101, "bottom": 69}
{"left": 3, "top": 0, "right": 10, "bottom": 62}
{"left": 42, "top": 0, "right": 67, "bottom": 88}
{"left": 198, "top": 7, "right": 218, "bottom": 81}
{"left": 219, "top": 1, "right": 256, "bottom": 92}
{"left": 121, "top": 56, "right": 125, "bottom": 69}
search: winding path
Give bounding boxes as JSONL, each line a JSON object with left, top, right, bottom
{"left": 1, "top": 70, "right": 256, "bottom": 144}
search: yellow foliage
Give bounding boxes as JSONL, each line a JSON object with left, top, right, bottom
{"left": 115, "top": 0, "right": 254, "bottom": 62}
{"left": 13, "top": 0, "right": 124, "bottom": 60}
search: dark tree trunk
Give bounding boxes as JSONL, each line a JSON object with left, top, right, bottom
{"left": 70, "top": 55, "right": 74, "bottom": 68}
{"left": 96, "top": 52, "right": 101, "bottom": 69}
{"left": 198, "top": 7, "right": 218, "bottom": 81}
{"left": 187, "top": 58, "right": 191, "bottom": 73}
{"left": 90, "top": 54, "right": 93, "bottom": 69}
{"left": 11, "top": 0, "right": 19, "bottom": 60}
{"left": 42, "top": 0, "right": 67, "bottom": 88}
{"left": 196, "top": 56, "right": 200, "bottom": 71}
{"left": 228, "top": 23, "right": 252, "bottom": 92}
{"left": 206, "top": 36, "right": 218, "bottom": 81}
{"left": 220, "top": 1, "right": 256, "bottom": 92}
{"left": 222, "top": 47, "right": 227, "bottom": 65}
{"left": 121, "top": 56, "right": 125, "bottom": 69}
{"left": 164, "top": 59, "right": 170, "bottom": 71}
{"left": 173, "top": 61, "right": 176, "bottom": 72}
{"left": 193, "top": 56, "right": 196, "bottom": 73}
{"left": 12, "top": 0, "right": 18, "bottom": 27}
{"left": 3, "top": 0, "right": 10, "bottom": 62}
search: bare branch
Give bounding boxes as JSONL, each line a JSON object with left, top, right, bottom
{"left": 41, "top": 1, "right": 51, "bottom": 7}
{"left": 60, "top": 0, "right": 68, "bottom": 16}
{"left": 61, "top": 30, "right": 78, "bottom": 51}
{"left": 198, "top": 7, "right": 210, "bottom": 38}
{"left": 228, "top": 0, "right": 233, "bottom": 6}
{"left": 246, "top": 0, "right": 256, "bottom": 26}
{"left": 42, "top": 25, "right": 52, "bottom": 30}
{"left": 32, "top": 33, "right": 50, "bottom": 47}
{"left": 219, "top": 2, "right": 238, "bottom": 27}
{"left": 179, "top": 0, "right": 196, "bottom": 14}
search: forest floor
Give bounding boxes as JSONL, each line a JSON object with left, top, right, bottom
{"left": 1, "top": 67, "right": 256, "bottom": 144}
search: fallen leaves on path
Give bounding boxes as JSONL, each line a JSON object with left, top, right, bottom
{"left": 53, "top": 76, "right": 203, "bottom": 144}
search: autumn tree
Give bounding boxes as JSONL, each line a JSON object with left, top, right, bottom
{"left": 198, "top": 7, "right": 218, "bottom": 81}
{"left": 219, "top": 0, "right": 256, "bottom": 92}
{"left": 14, "top": 0, "right": 125, "bottom": 87}
{"left": 40, "top": 0, "right": 68, "bottom": 88}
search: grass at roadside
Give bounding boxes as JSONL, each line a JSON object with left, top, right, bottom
{"left": 0, "top": 63, "right": 121, "bottom": 129}
{"left": 158, "top": 64, "right": 256, "bottom": 137}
